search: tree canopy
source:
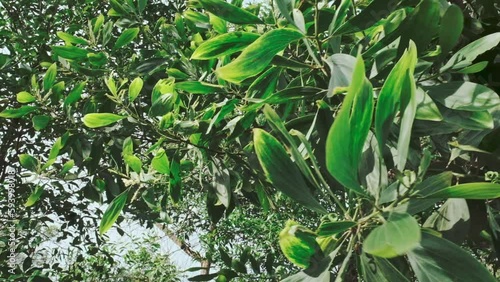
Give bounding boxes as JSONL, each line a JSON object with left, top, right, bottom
{"left": 1, "top": 0, "right": 500, "bottom": 281}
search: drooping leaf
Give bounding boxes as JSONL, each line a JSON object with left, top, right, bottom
{"left": 99, "top": 190, "right": 129, "bottom": 234}
{"left": 124, "top": 154, "right": 142, "bottom": 173}
{"left": 326, "top": 53, "right": 373, "bottom": 194}
{"left": 253, "top": 128, "right": 327, "bottom": 214}
{"left": 43, "top": 63, "right": 57, "bottom": 92}
{"left": 25, "top": 186, "right": 44, "bottom": 207}
{"left": 19, "top": 154, "right": 38, "bottom": 172}
{"left": 17, "top": 91, "right": 36, "bottom": 103}
{"left": 216, "top": 28, "right": 303, "bottom": 84}
{"left": 441, "top": 32, "right": 500, "bottom": 72}
{"left": 363, "top": 212, "right": 421, "bottom": 258}
{"left": 51, "top": 46, "right": 89, "bottom": 60}
{"left": 191, "top": 32, "right": 260, "bottom": 60}
{"left": 56, "top": 31, "right": 89, "bottom": 45}
{"left": 198, "top": 0, "right": 263, "bottom": 24}
{"left": 424, "top": 82, "right": 500, "bottom": 111}
{"left": 422, "top": 182, "right": 500, "bottom": 199}
{"left": 128, "top": 77, "right": 143, "bottom": 102}
{"left": 279, "top": 220, "right": 323, "bottom": 269}
{"left": 82, "top": 113, "right": 126, "bottom": 128}
{"left": 439, "top": 4, "right": 464, "bottom": 55}
{"left": 407, "top": 232, "right": 496, "bottom": 282}
{"left": 32, "top": 115, "right": 51, "bottom": 131}
{"left": 114, "top": 27, "right": 140, "bottom": 49}
{"left": 211, "top": 158, "right": 231, "bottom": 208}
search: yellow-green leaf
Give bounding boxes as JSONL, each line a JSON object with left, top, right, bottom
{"left": 19, "top": 154, "right": 38, "bottom": 172}
{"left": 114, "top": 27, "right": 140, "bottom": 49}
{"left": 191, "top": 32, "right": 260, "bottom": 60}
{"left": 17, "top": 91, "right": 36, "bottom": 103}
{"left": 82, "top": 113, "right": 126, "bottom": 128}
{"left": 43, "top": 63, "right": 57, "bottom": 92}
{"left": 25, "top": 186, "right": 44, "bottom": 207}
{"left": 56, "top": 31, "right": 89, "bottom": 45}
{"left": 128, "top": 77, "right": 143, "bottom": 102}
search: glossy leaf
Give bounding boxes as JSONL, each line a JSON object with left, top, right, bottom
{"left": 128, "top": 77, "right": 143, "bottom": 102}
{"left": 43, "top": 63, "right": 57, "bottom": 91}
{"left": 198, "top": 0, "right": 263, "bottom": 24}
{"left": 25, "top": 186, "right": 44, "bottom": 207}
{"left": 253, "top": 128, "right": 327, "bottom": 214}
{"left": 326, "top": 54, "right": 373, "bottom": 194}
{"left": 82, "top": 113, "right": 125, "bottom": 128}
{"left": 424, "top": 82, "right": 500, "bottom": 111}
{"left": 17, "top": 91, "right": 36, "bottom": 103}
{"left": 99, "top": 190, "right": 129, "bottom": 235}
{"left": 191, "top": 32, "right": 259, "bottom": 60}
{"left": 423, "top": 182, "right": 500, "bottom": 199}
{"left": 114, "top": 27, "right": 139, "bottom": 49}
{"left": 279, "top": 220, "right": 323, "bottom": 269}
{"left": 439, "top": 5, "right": 463, "bottom": 55}
{"left": 363, "top": 212, "right": 421, "bottom": 258}
{"left": 441, "top": 32, "right": 500, "bottom": 72}
{"left": 175, "top": 81, "right": 224, "bottom": 94}
{"left": 216, "top": 28, "right": 303, "bottom": 84}
{"left": 407, "top": 233, "right": 496, "bottom": 282}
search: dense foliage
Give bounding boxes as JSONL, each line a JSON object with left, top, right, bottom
{"left": 1, "top": 0, "right": 500, "bottom": 281}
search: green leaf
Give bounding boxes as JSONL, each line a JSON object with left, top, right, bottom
{"left": 64, "top": 81, "right": 86, "bottom": 107}
{"left": 122, "top": 136, "right": 134, "bottom": 156}
{"left": 51, "top": 46, "right": 89, "bottom": 60}
{"left": 114, "top": 27, "right": 139, "bottom": 49}
{"left": 25, "top": 186, "right": 44, "bottom": 207}
{"left": 43, "top": 63, "right": 57, "bottom": 92}
{"left": 216, "top": 28, "right": 303, "bottom": 84}
{"left": 124, "top": 154, "right": 142, "bottom": 173}
{"left": 152, "top": 148, "right": 170, "bottom": 174}
{"left": 19, "top": 154, "right": 38, "bottom": 172}
{"left": 363, "top": 212, "right": 421, "bottom": 258}
{"left": 191, "top": 32, "right": 260, "bottom": 60}
{"left": 93, "top": 14, "right": 105, "bottom": 34}
{"left": 441, "top": 108, "right": 494, "bottom": 130}
{"left": 59, "top": 160, "right": 75, "bottom": 175}
{"left": 198, "top": 0, "right": 263, "bottom": 24}
{"left": 326, "top": 54, "right": 373, "bottom": 194}
{"left": 424, "top": 82, "right": 500, "bottom": 111}
{"left": 441, "top": 32, "right": 500, "bottom": 72}
{"left": 209, "top": 13, "right": 226, "bottom": 34}
{"left": 439, "top": 4, "right": 464, "bottom": 55}
{"left": 317, "top": 221, "right": 356, "bottom": 237}
{"left": 279, "top": 220, "right": 323, "bottom": 269}
{"left": 175, "top": 81, "right": 224, "bottom": 94}
{"left": 333, "top": 0, "right": 400, "bottom": 35}
{"left": 455, "top": 61, "right": 489, "bottom": 74}
{"left": 375, "top": 41, "right": 417, "bottom": 159}
{"left": 87, "top": 52, "right": 108, "bottom": 67}
{"left": 82, "top": 113, "right": 126, "bottom": 128}
{"left": 169, "top": 155, "right": 182, "bottom": 203}
{"left": 407, "top": 232, "right": 496, "bottom": 282}
{"left": 360, "top": 252, "right": 410, "bottom": 282}
{"left": 109, "top": 0, "right": 129, "bottom": 16}
{"left": 99, "top": 190, "right": 129, "bottom": 235}
{"left": 56, "top": 31, "right": 88, "bottom": 45}
{"left": 423, "top": 198, "right": 470, "bottom": 243}
{"left": 253, "top": 128, "right": 327, "bottom": 214}
{"left": 17, "top": 91, "right": 36, "bottom": 103}
{"left": 423, "top": 182, "right": 500, "bottom": 199}
{"left": 0, "top": 106, "right": 37, "bottom": 118}
{"left": 128, "top": 77, "right": 143, "bottom": 102}
{"left": 32, "top": 115, "right": 51, "bottom": 131}
{"left": 415, "top": 87, "right": 443, "bottom": 121}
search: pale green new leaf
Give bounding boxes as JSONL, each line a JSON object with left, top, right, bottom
{"left": 128, "top": 77, "right": 143, "bottom": 102}
{"left": 17, "top": 91, "right": 36, "bottom": 103}
{"left": 114, "top": 27, "right": 139, "bottom": 49}
{"left": 326, "top": 54, "right": 373, "bottom": 194}
{"left": 99, "top": 190, "right": 129, "bottom": 234}
{"left": 82, "top": 113, "right": 125, "bottom": 128}
{"left": 152, "top": 148, "right": 170, "bottom": 174}
{"left": 363, "top": 212, "right": 421, "bottom": 258}
{"left": 25, "top": 186, "right": 44, "bottom": 207}
{"left": 59, "top": 160, "right": 75, "bottom": 175}
{"left": 216, "top": 28, "right": 303, "bottom": 84}
{"left": 253, "top": 129, "right": 327, "bottom": 214}
{"left": 56, "top": 31, "right": 89, "bottom": 45}
{"left": 124, "top": 154, "right": 142, "bottom": 173}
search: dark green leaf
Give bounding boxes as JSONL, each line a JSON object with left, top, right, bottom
{"left": 19, "top": 154, "right": 38, "bottom": 172}
{"left": 56, "top": 31, "right": 88, "bottom": 45}
{"left": 99, "top": 190, "right": 129, "bottom": 234}
{"left": 52, "top": 46, "right": 89, "bottom": 60}
{"left": 198, "top": 0, "right": 263, "bottom": 24}
{"left": 360, "top": 252, "right": 410, "bottom": 282}
{"left": 317, "top": 221, "right": 356, "bottom": 237}
{"left": 424, "top": 82, "right": 500, "bottom": 111}
{"left": 32, "top": 115, "right": 51, "bottom": 131}
{"left": 191, "top": 32, "right": 260, "bottom": 60}
{"left": 0, "top": 106, "right": 37, "bottom": 118}
{"left": 114, "top": 27, "right": 140, "bottom": 49}
{"left": 439, "top": 5, "right": 463, "bottom": 55}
